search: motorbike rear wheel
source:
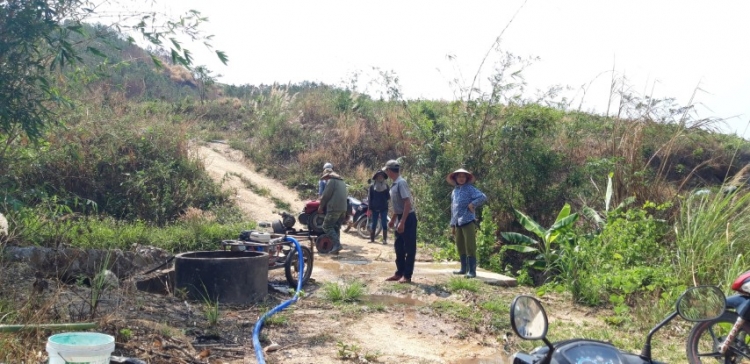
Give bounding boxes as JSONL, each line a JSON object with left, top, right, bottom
{"left": 687, "top": 311, "right": 750, "bottom": 363}
{"left": 356, "top": 217, "right": 383, "bottom": 239}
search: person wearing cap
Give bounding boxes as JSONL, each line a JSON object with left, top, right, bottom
{"left": 447, "top": 168, "right": 487, "bottom": 278}
{"left": 318, "top": 162, "right": 334, "bottom": 199}
{"left": 367, "top": 170, "right": 390, "bottom": 244}
{"left": 317, "top": 168, "right": 348, "bottom": 254}
{"left": 383, "top": 159, "right": 417, "bottom": 283}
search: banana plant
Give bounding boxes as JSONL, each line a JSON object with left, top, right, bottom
{"left": 582, "top": 172, "right": 635, "bottom": 231}
{"left": 501, "top": 203, "right": 579, "bottom": 277}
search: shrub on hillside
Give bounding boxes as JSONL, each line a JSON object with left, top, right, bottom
{"left": 2, "top": 115, "right": 230, "bottom": 226}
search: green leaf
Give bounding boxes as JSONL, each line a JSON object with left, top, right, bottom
{"left": 549, "top": 213, "right": 579, "bottom": 233}
{"left": 554, "top": 203, "right": 571, "bottom": 223}
{"left": 501, "top": 232, "right": 538, "bottom": 246}
{"left": 86, "top": 47, "right": 106, "bottom": 58}
{"left": 605, "top": 172, "right": 614, "bottom": 212}
{"left": 504, "top": 244, "right": 539, "bottom": 254}
{"left": 216, "top": 50, "right": 229, "bottom": 65}
{"left": 149, "top": 54, "right": 164, "bottom": 68}
{"left": 513, "top": 209, "right": 545, "bottom": 238}
{"left": 582, "top": 206, "right": 604, "bottom": 226}
{"left": 170, "top": 38, "right": 182, "bottom": 51}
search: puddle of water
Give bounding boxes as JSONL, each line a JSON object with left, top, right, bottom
{"left": 362, "top": 294, "right": 425, "bottom": 306}
{"left": 450, "top": 356, "right": 505, "bottom": 364}
{"left": 338, "top": 259, "right": 369, "bottom": 265}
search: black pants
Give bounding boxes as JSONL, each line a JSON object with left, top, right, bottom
{"left": 394, "top": 212, "right": 417, "bottom": 279}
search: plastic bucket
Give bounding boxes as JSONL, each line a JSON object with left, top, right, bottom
{"left": 46, "top": 332, "right": 114, "bottom": 364}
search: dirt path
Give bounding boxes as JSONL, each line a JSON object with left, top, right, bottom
{"left": 197, "top": 141, "right": 511, "bottom": 363}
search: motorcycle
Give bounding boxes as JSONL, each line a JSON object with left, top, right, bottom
{"left": 354, "top": 207, "right": 390, "bottom": 239}
{"left": 343, "top": 197, "right": 367, "bottom": 233}
{"left": 510, "top": 286, "right": 725, "bottom": 364}
{"left": 686, "top": 271, "right": 750, "bottom": 363}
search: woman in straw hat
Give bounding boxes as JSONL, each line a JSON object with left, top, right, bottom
{"left": 447, "top": 168, "right": 487, "bottom": 278}
{"left": 367, "top": 170, "right": 390, "bottom": 244}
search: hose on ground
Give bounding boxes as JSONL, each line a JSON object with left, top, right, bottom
{"left": 252, "top": 236, "right": 304, "bottom": 364}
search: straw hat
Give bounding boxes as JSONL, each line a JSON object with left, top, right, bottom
{"left": 446, "top": 168, "right": 476, "bottom": 186}
{"left": 371, "top": 170, "right": 388, "bottom": 180}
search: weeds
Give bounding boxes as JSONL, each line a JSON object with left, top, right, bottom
{"left": 265, "top": 312, "right": 289, "bottom": 326}
{"left": 322, "top": 281, "right": 365, "bottom": 303}
{"left": 201, "top": 295, "right": 220, "bottom": 327}
{"left": 119, "top": 328, "right": 133, "bottom": 341}
{"left": 446, "top": 277, "right": 482, "bottom": 293}
{"left": 336, "top": 341, "right": 361, "bottom": 360}
{"left": 270, "top": 197, "right": 291, "bottom": 211}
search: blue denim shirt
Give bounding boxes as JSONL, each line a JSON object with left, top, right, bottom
{"left": 318, "top": 179, "right": 327, "bottom": 197}
{"left": 450, "top": 183, "right": 487, "bottom": 227}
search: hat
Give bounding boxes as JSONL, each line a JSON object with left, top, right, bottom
{"left": 382, "top": 159, "right": 400, "bottom": 171}
{"left": 323, "top": 162, "right": 333, "bottom": 170}
{"left": 320, "top": 169, "right": 340, "bottom": 179}
{"left": 446, "top": 168, "right": 476, "bottom": 186}
{"left": 372, "top": 170, "right": 388, "bottom": 180}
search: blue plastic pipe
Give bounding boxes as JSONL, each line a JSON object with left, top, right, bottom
{"left": 253, "top": 236, "right": 304, "bottom": 364}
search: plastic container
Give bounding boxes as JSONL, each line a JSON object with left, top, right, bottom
{"left": 250, "top": 231, "right": 271, "bottom": 243}
{"left": 46, "top": 332, "right": 114, "bottom": 364}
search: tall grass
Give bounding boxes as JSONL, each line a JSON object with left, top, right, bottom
{"left": 674, "top": 188, "right": 750, "bottom": 288}
{"left": 5, "top": 205, "right": 248, "bottom": 252}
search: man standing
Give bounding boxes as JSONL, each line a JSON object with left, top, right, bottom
{"left": 317, "top": 169, "right": 348, "bottom": 254}
{"left": 383, "top": 160, "right": 417, "bottom": 283}
{"left": 318, "top": 162, "right": 333, "bottom": 199}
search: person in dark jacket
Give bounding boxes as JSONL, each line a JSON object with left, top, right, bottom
{"left": 318, "top": 169, "right": 348, "bottom": 254}
{"left": 368, "top": 170, "right": 390, "bottom": 244}
{"left": 447, "top": 168, "right": 487, "bottom": 278}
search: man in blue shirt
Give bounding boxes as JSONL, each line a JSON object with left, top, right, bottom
{"left": 318, "top": 162, "right": 333, "bottom": 199}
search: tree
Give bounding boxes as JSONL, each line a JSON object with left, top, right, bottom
{"left": 0, "top": 0, "right": 228, "bottom": 143}
{"left": 193, "top": 65, "right": 217, "bottom": 104}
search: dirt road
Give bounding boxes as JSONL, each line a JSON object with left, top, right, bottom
{"left": 197, "top": 141, "right": 512, "bottom": 363}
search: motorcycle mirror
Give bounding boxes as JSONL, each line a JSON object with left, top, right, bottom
{"left": 510, "top": 295, "right": 548, "bottom": 340}
{"left": 676, "top": 285, "right": 726, "bottom": 322}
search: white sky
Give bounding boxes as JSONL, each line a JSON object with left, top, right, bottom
{"left": 123, "top": 0, "right": 750, "bottom": 137}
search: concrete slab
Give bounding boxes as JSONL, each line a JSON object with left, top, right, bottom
{"left": 414, "top": 262, "right": 517, "bottom": 287}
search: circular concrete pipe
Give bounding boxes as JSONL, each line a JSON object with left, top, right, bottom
{"left": 174, "top": 251, "right": 268, "bottom": 304}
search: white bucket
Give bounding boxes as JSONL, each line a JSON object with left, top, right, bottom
{"left": 46, "top": 332, "right": 115, "bottom": 364}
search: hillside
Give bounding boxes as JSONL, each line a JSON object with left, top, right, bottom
{"left": 2, "top": 17, "right": 750, "bottom": 363}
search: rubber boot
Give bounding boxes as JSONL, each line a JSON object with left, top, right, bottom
{"left": 453, "top": 255, "right": 467, "bottom": 275}
{"left": 382, "top": 230, "right": 388, "bottom": 245}
{"left": 370, "top": 230, "right": 376, "bottom": 243}
{"left": 465, "top": 256, "right": 477, "bottom": 278}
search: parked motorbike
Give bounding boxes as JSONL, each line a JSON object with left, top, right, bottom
{"left": 510, "top": 286, "right": 725, "bottom": 364}
{"left": 686, "top": 271, "right": 750, "bottom": 363}
{"left": 354, "top": 207, "right": 391, "bottom": 239}
{"left": 343, "top": 197, "right": 367, "bottom": 233}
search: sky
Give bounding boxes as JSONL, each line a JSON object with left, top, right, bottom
{"left": 116, "top": 0, "right": 750, "bottom": 137}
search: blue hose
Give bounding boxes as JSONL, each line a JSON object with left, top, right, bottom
{"left": 253, "top": 236, "right": 304, "bottom": 364}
